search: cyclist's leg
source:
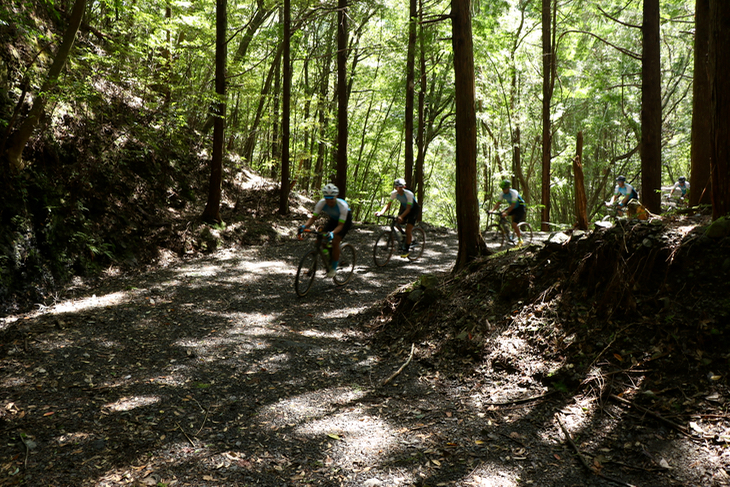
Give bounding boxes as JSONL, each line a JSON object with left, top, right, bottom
{"left": 511, "top": 206, "right": 526, "bottom": 241}
{"left": 331, "top": 211, "right": 353, "bottom": 266}
{"left": 403, "top": 207, "right": 420, "bottom": 250}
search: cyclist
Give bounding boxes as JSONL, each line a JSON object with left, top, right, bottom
{"left": 298, "top": 183, "right": 353, "bottom": 277}
{"left": 669, "top": 176, "right": 690, "bottom": 204}
{"left": 491, "top": 179, "right": 526, "bottom": 245}
{"left": 609, "top": 175, "right": 639, "bottom": 216}
{"left": 375, "top": 178, "right": 421, "bottom": 257}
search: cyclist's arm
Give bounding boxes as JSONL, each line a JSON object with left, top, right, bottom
{"left": 375, "top": 200, "right": 392, "bottom": 216}
{"left": 302, "top": 215, "right": 316, "bottom": 228}
{"left": 331, "top": 220, "right": 345, "bottom": 236}
{"left": 398, "top": 204, "right": 412, "bottom": 221}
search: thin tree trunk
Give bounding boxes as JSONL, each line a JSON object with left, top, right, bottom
{"left": 404, "top": 0, "right": 417, "bottom": 187}
{"left": 452, "top": 0, "right": 487, "bottom": 272}
{"left": 573, "top": 132, "right": 588, "bottom": 230}
{"left": 202, "top": 0, "right": 227, "bottom": 224}
{"left": 539, "top": 0, "right": 555, "bottom": 231}
{"left": 3, "top": 0, "right": 86, "bottom": 171}
{"left": 709, "top": 0, "right": 730, "bottom": 219}
{"left": 414, "top": 0, "right": 426, "bottom": 214}
{"left": 242, "top": 45, "right": 283, "bottom": 164}
{"left": 279, "top": 0, "right": 291, "bottom": 214}
{"left": 690, "top": 0, "right": 712, "bottom": 207}
{"left": 271, "top": 28, "right": 281, "bottom": 181}
{"left": 335, "top": 0, "right": 348, "bottom": 198}
{"left": 641, "top": 0, "right": 662, "bottom": 214}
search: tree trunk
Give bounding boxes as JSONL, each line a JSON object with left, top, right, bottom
{"left": 690, "top": 0, "right": 712, "bottom": 207}
{"left": 573, "top": 132, "right": 589, "bottom": 230}
{"left": 271, "top": 28, "right": 281, "bottom": 181}
{"left": 335, "top": 0, "right": 348, "bottom": 198}
{"left": 242, "top": 46, "right": 283, "bottom": 165}
{"left": 640, "top": 0, "right": 662, "bottom": 214}
{"left": 414, "top": 0, "right": 426, "bottom": 215}
{"left": 403, "top": 0, "right": 417, "bottom": 187}
{"left": 233, "top": 1, "right": 274, "bottom": 63}
{"left": 279, "top": 0, "right": 291, "bottom": 215}
{"left": 3, "top": 0, "right": 86, "bottom": 171}
{"left": 709, "top": 0, "right": 730, "bottom": 219}
{"left": 202, "top": 0, "right": 227, "bottom": 224}
{"left": 539, "top": 0, "right": 555, "bottom": 231}
{"left": 452, "top": 0, "right": 487, "bottom": 272}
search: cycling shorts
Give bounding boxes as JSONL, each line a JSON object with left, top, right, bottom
{"left": 507, "top": 205, "right": 526, "bottom": 223}
{"left": 400, "top": 205, "right": 421, "bottom": 226}
{"left": 324, "top": 210, "right": 353, "bottom": 238}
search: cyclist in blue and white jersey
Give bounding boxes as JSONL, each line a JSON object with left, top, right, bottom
{"left": 669, "top": 176, "right": 690, "bottom": 202}
{"left": 609, "top": 175, "right": 639, "bottom": 215}
{"left": 491, "top": 179, "right": 525, "bottom": 244}
{"left": 375, "top": 178, "right": 421, "bottom": 257}
{"left": 299, "top": 183, "right": 353, "bottom": 277}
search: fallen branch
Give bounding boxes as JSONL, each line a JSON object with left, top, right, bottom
{"left": 175, "top": 422, "right": 197, "bottom": 447}
{"left": 382, "top": 343, "right": 415, "bottom": 386}
{"left": 555, "top": 414, "right": 594, "bottom": 472}
{"left": 556, "top": 414, "right": 637, "bottom": 487}
{"left": 484, "top": 391, "right": 555, "bottom": 406}
{"left": 609, "top": 394, "right": 691, "bottom": 437}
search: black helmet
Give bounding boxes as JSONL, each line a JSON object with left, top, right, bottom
{"left": 678, "top": 176, "right": 686, "bottom": 182}
{"left": 616, "top": 175, "right": 626, "bottom": 182}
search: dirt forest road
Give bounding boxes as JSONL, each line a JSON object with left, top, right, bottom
{"left": 0, "top": 224, "right": 472, "bottom": 487}
{"left": 5, "top": 223, "right": 703, "bottom": 487}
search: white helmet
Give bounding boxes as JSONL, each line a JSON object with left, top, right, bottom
{"left": 322, "top": 183, "right": 339, "bottom": 197}
{"left": 394, "top": 178, "right": 406, "bottom": 187}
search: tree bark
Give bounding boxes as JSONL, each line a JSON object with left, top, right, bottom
{"left": 709, "top": 0, "right": 730, "bottom": 219}
{"left": 690, "top": 0, "right": 712, "bottom": 207}
{"left": 414, "top": 0, "right": 426, "bottom": 214}
{"left": 279, "top": 0, "right": 291, "bottom": 215}
{"left": 201, "top": 0, "right": 227, "bottom": 224}
{"left": 3, "top": 0, "right": 86, "bottom": 171}
{"left": 540, "top": 0, "right": 555, "bottom": 231}
{"left": 335, "top": 0, "right": 348, "bottom": 198}
{"left": 452, "top": 0, "right": 487, "bottom": 272}
{"left": 640, "top": 0, "right": 662, "bottom": 214}
{"left": 573, "top": 132, "right": 588, "bottom": 230}
{"left": 404, "top": 0, "right": 417, "bottom": 187}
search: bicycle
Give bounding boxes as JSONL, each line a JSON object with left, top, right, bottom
{"left": 373, "top": 215, "right": 426, "bottom": 267}
{"left": 483, "top": 210, "right": 533, "bottom": 248}
{"left": 294, "top": 229, "right": 356, "bottom": 297}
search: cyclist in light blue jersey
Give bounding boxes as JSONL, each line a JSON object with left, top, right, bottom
{"left": 609, "top": 175, "right": 639, "bottom": 216}
{"left": 491, "top": 180, "right": 526, "bottom": 244}
{"left": 299, "top": 184, "right": 353, "bottom": 277}
{"left": 375, "top": 178, "right": 421, "bottom": 257}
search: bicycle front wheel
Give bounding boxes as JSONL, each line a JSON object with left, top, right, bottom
{"left": 333, "top": 243, "right": 356, "bottom": 285}
{"left": 373, "top": 231, "right": 395, "bottom": 267}
{"left": 407, "top": 226, "right": 426, "bottom": 261}
{"left": 484, "top": 224, "right": 506, "bottom": 247}
{"left": 294, "top": 250, "right": 318, "bottom": 297}
{"left": 517, "top": 222, "right": 533, "bottom": 245}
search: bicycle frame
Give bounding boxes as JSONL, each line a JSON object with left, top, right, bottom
{"left": 297, "top": 229, "right": 332, "bottom": 268}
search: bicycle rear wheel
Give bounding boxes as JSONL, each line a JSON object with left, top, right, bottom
{"left": 407, "top": 226, "right": 426, "bottom": 261}
{"left": 373, "top": 231, "right": 394, "bottom": 267}
{"left": 484, "top": 224, "right": 506, "bottom": 247}
{"left": 517, "top": 222, "right": 533, "bottom": 245}
{"left": 333, "top": 243, "right": 356, "bottom": 285}
{"left": 294, "top": 250, "right": 318, "bottom": 297}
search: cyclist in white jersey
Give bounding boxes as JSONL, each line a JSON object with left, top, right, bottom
{"left": 669, "top": 176, "right": 690, "bottom": 202}
{"left": 375, "top": 178, "right": 421, "bottom": 257}
{"left": 491, "top": 180, "right": 526, "bottom": 244}
{"left": 299, "top": 184, "right": 353, "bottom": 277}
